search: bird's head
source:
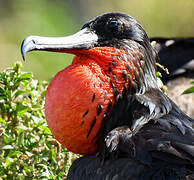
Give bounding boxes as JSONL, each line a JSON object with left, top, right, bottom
{"left": 21, "top": 12, "right": 158, "bottom": 155}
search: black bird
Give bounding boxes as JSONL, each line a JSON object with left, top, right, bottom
{"left": 151, "top": 37, "right": 194, "bottom": 82}
{"left": 21, "top": 12, "right": 194, "bottom": 180}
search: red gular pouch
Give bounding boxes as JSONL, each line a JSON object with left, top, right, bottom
{"left": 45, "top": 46, "right": 142, "bottom": 155}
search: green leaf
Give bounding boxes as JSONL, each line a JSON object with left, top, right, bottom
{"left": 32, "top": 115, "right": 41, "bottom": 124}
{"left": 40, "top": 125, "right": 52, "bottom": 135}
{"left": 5, "top": 157, "right": 14, "bottom": 167}
{"left": 8, "top": 151, "right": 21, "bottom": 157}
{"left": 13, "top": 61, "right": 23, "bottom": 71}
{"left": 2, "top": 145, "right": 14, "bottom": 150}
{"left": 182, "top": 86, "right": 194, "bottom": 94}
{"left": 16, "top": 102, "right": 29, "bottom": 117}
{"left": 190, "top": 81, "right": 194, "bottom": 84}
{"left": 3, "top": 134, "right": 10, "bottom": 144}
{"left": 0, "top": 87, "right": 5, "bottom": 94}
{"left": 0, "top": 95, "right": 6, "bottom": 100}
{"left": 17, "top": 124, "right": 29, "bottom": 131}
{"left": 57, "top": 172, "right": 64, "bottom": 178}
{"left": 14, "top": 90, "right": 30, "bottom": 98}
{"left": 25, "top": 151, "right": 33, "bottom": 157}
{"left": 19, "top": 72, "right": 33, "bottom": 81}
{"left": 0, "top": 116, "right": 6, "bottom": 125}
{"left": 18, "top": 133, "right": 24, "bottom": 146}
{"left": 16, "top": 125, "right": 30, "bottom": 137}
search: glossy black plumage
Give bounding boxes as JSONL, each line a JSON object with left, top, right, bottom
{"left": 151, "top": 38, "right": 194, "bottom": 81}
{"left": 68, "top": 99, "right": 194, "bottom": 180}
{"left": 66, "top": 13, "right": 194, "bottom": 180}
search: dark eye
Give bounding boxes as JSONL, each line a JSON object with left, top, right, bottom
{"left": 106, "top": 20, "right": 120, "bottom": 34}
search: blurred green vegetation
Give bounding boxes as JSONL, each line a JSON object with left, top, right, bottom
{"left": 0, "top": 0, "right": 78, "bottom": 80}
{"left": 0, "top": 0, "right": 194, "bottom": 80}
{"left": 182, "top": 81, "right": 194, "bottom": 94}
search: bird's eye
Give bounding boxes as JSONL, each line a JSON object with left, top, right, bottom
{"left": 106, "top": 20, "right": 120, "bottom": 34}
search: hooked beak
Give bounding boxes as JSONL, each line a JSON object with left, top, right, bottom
{"left": 21, "top": 28, "right": 99, "bottom": 60}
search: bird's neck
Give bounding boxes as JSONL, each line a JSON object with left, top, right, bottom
{"left": 72, "top": 45, "right": 157, "bottom": 96}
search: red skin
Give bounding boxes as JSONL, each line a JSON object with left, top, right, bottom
{"left": 45, "top": 47, "right": 139, "bottom": 155}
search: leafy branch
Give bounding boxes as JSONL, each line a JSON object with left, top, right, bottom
{"left": 0, "top": 62, "right": 79, "bottom": 180}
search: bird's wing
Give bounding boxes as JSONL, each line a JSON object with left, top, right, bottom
{"left": 67, "top": 156, "right": 150, "bottom": 180}
{"left": 67, "top": 101, "right": 194, "bottom": 179}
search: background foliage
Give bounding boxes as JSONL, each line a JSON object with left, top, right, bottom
{"left": 0, "top": 0, "right": 194, "bottom": 80}
{"left": 0, "top": 62, "right": 79, "bottom": 179}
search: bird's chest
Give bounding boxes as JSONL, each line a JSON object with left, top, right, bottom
{"left": 45, "top": 57, "right": 113, "bottom": 154}
{"left": 45, "top": 47, "right": 142, "bottom": 155}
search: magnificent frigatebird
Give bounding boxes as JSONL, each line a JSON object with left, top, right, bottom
{"left": 21, "top": 12, "right": 194, "bottom": 179}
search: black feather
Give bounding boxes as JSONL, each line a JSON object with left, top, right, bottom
{"left": 65, "top": 12, "right": 194, "bottom": 179}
